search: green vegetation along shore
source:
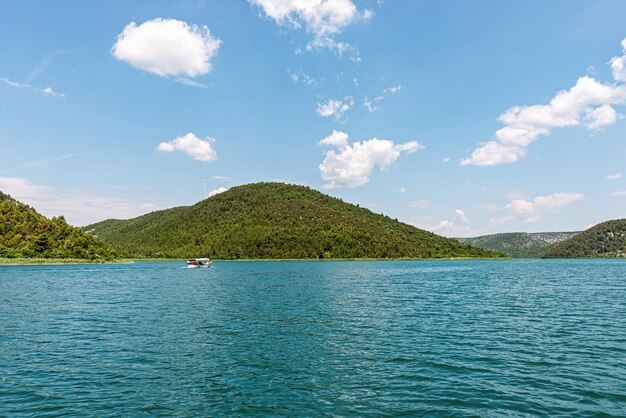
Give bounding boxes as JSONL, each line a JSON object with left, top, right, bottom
{"left": 545, "top": 219, "right": 626, "bottom": 258}
{"left": 457, "top": 232, "right": 579, "bottom": 258}
{"left": 84, "top": 182, "right": 502, "bottom": 260}
{"left": 0, "top": 191, "right": 116, "bottom": 260}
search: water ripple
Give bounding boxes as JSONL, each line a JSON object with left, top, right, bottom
{"left": 1, "top": 259, "right": 625, "bottom": 416}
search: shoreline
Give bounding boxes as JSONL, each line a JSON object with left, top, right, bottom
{"left": 0, "top": 258, "right": 134, "bottom": 266}
{"left": 1, "top": 257, "right": 507, "bottom": 266}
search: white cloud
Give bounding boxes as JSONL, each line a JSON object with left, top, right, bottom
{"left": 432, "top": 209, "right": 471, "bottom": 236}
{"left": 212, "top": 175, "right": 233, "bottom": 181}
{"left": 156, "top": 133, "right": 217, "bottom": 161}
{"left": 0, "top": 177, "right": 160, "bottom": 226}
{"left": 111, "top": 18, "right": 221, "bottom": 78}
{"left": 612, "top": 191, "right": 626, "bottom": 196}
{"left": 1, "top": 77, "right": 65, "bottom": 97}
{"left": 584, "top": 103, "right": 621, "bottom": 130}
{"left": 249, "top": 0, "right": 372, "bottom": 54}
{"left": 442, "top": 157, "right": 451, "bottom": 163}
{"left": 504, "top": 192, "right": 584, "bottom": 223}
{"left": 1, "top": 77, "right": 28, "bottom": 89}
{"left": 606, "top": 173, "right": 622, "bottom": 180}
{"left": 363, "top": 97, "right": 379, "bottom": 113}
{"left": 384, "top": 84, "right": 403, "bottom": 94}
{"left": 288, "top": 68, "right": 316, "bottom": 85}
{"left": 462, "top": 76, "right": 626, "bottom": 166}
{"left": 207, "top": 186, "right": 228, "bottom": 197}
{"left": 489, "top": 215, "right": 514, "bottom": 226}
{"left": 174, "top": 77, "right": 208, "bottom": 89}
{"left": 610, "top": 37, "right": 626, "bottom": 82}
{"left": 363, "top": 85, "right": 402, "bottom": 112}
{"left": 462, "top": 38, "right": 626, "bottom": 166}
{"left": 319, "top": 133, "right": 423, "bottom": 188}
{"left": 25, "top": 153, "right": 76, "bottom": 168}
{"left": 40, "top": 86, "right": 65, "bottom": 97}
{"left": 319, "top": 129, "right": 349, "bottom": 148}
{"left": 316, "top": 96, "right": 353, "bottom": 119}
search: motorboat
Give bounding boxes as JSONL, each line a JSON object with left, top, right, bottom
{"left": 186, "top": 258, "right": 212, "bottom": 268}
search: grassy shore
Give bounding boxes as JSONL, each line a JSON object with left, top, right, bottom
{"left": 0, "top": 258, "right": 131, "bottom": 265}
{"left": 0, "top": 255, "right": 509, "bottom": 266}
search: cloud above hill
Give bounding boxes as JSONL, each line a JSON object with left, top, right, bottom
{"left": 156, "top": 133, "right": 217, "bottom": 161}
{"left": 462, "top": 37, "right": 626, "bottom": 166}
{"left": 318, "top": 131, "right": 423, "bottom": 188}
{"left": 489, "top": 192, "right": 585, "bottom": 224}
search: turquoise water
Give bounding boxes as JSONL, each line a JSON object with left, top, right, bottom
{"left": 1, "top": 259, "right": 625, "bottom": 416}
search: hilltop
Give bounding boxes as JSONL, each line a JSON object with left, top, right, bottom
{"left": 0, "top": 192, "right": 116, "bottom": 260}
{"left": 84, "top": 182, "right": 501, "bottom": 259}
{"left": 457, "top": 232, "right": 579, "bottom": 258}
{"left": 545, "top": 219, "right": 626, "bottom": 258}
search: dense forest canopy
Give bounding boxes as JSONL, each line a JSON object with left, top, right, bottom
{"left": 0, "top": 192, "right": 116, "bottom": 260}
{"left": 545, "top": 219, "right": 626, "bottom": 258}
{"left": 84, "top": 182, "right": 501, "bottom": 259}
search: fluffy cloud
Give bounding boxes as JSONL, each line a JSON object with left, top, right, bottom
{"left": 584, "top": 104, "right": 622, "bottom": 130}
{"left": 462, "top": 39, "right": 626, "bottom": 166}
{"left": 504, "top": 192, "right": 585, "bottom": 223}
{"left": 249, "top": 0, "right": 372, "bottom": 53}
{"left": 319, "top": 129, "right": 349, "bottom": 147}
{"left": 610, "top": 37, "right": 626, "bottom": 82}
{"left": 319, "top": 131, "right": 423, "bottom": 188}
{"left": 156, "top": 133, "right": 217, "bottom": 161}
{"left": 316, "top": 96, "right": 353, "bottom": 119}
{"left": 0, "top": 177, "right": 160, "bottom": 226}
{"left": 111, "top": 18, "right": 221, "bottom": 78}
{"left": 207, "top": 186, "right": 228, "bottom": 197}
{"left": 432, "top": 209, "right": 471, "bottom": 236}
{"left": 606, "top": 173, "right": 622, "bottom": 180}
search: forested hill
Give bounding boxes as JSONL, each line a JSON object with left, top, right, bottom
{"left": 0, "top": 191, "right": 116, "bottom": 260}
{"left": 544, "top": 219, "right": 626, "bottom": 258}
{"left": 84, "top": 182, "right": 501, "bottom": 259}
{"left": 457, "top": 232, "right": 579, "bottom": 258}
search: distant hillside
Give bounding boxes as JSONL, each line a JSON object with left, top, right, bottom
{"left": 457, "top": 232, "right": 579, "bottom": 258}
{"left": 84, "top": 182, "right": 501, "bottom": 260}
{"left": 545, "top": 219, "right": 626, "bottom": 258}
{"left": 0, "top": 192, "right": 116, "bottom": 260}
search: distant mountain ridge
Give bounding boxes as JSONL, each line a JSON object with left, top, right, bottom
{"left": 545, "top": 219, "right": 626, "bottom": 258}
{"left": 84, "top": 182, "right": 501, "bottom": 260}
{"left": 457, "top": 231, "right": 579, "bottom": 258}
{"left": 0, "top": 191, "right": 116, "bottom": 260}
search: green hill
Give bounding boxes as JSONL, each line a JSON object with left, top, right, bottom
{"left": 457, "top": 231, "right": 579, "bottom": 258}
{"left": 0, "top": 191, "right": 116, "bottom": 260}
{"left": 83, "top": 182, "right": 501, "bottom": 260}
{"left": 544, "top": 219, "right": 626, "bottom": 258}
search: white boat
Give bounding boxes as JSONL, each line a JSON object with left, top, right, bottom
{"left": 186, "top": 258, "right": 212, "bottom": 268}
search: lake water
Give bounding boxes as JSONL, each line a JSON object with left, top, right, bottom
{"left": 1, "top": 259, "right": 625, "bottom": 416}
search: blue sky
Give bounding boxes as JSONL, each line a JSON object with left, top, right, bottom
{"left": 1, "top": 0, "right": 626, "bottom": 236}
